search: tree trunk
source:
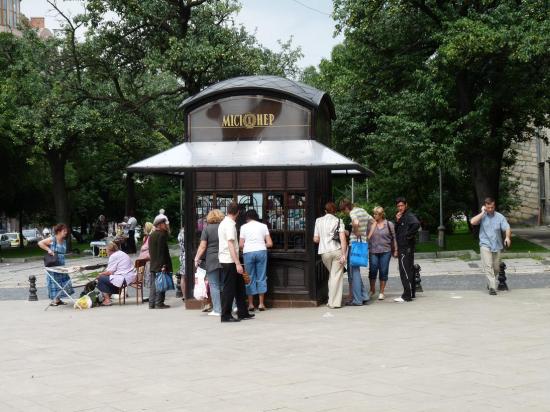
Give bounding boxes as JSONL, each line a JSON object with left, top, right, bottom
{"left": 47, "top": 152, "right": 72, "bottom": 250}
{"left": 469, "top": 152, "right": 502, "bottom": 214}
{"left": 125, "top": 173, "right": 136, "bottom": 216}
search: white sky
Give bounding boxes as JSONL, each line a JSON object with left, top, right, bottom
{"left": 20, "top": 0, "right": 341, "bottom": 68}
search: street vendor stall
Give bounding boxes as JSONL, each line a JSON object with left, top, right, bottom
{"left": 128, "top": 75, "right": 373, "bottom": 307}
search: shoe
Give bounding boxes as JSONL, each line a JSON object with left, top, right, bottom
{"left": 489, "top": 288, "right": 497, "bottom": 296}
{"left": 57, "top": 300, "right": 67, "bottom": 305}
{"left": 378, "top": 293, "right": 385, "bottom": 300}
{"left": 248, "top": 306, "right": 255, "bottom": 312}
{"left": 208, "top": 311, "right": 221, "bottom": 316}
{"left": 369, "top": 291, "right": 375, "bottom": 297}
{"left": 221, "top": 317, "right": 240, "bottom": 323}
{"left": 149, "top": 306, "right": 156, "bottom": 309}
{"left": 344, "top": 301, "right": 353, "bottom": 306}
{"left": 101, "top": 302, "right": 112, "bottom": 307}
{"left": 156, "top": 304, "right": 170, "bottom": 309}
{"left": 238, "top": 313, "right": 255, "bottom": 320}
{"left": 233, "top": 307, "right": 238, "bottom": 313}
{"left": 394, "top": 297, "right": 405, "bottom": 303}
{"left": 258, "top": 306, "right": 266, "bottom": 311}
{"left": 202, "top": 304, "right": 212, "bottom": 312}
{"left": 143, "top": 297, "right": 149, "bottom": 303}
{"left": 363, "top": 300, "right": 372, "bottom": 306}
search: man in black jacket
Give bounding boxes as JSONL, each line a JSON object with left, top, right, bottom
{"left": 394, "top": 197, "right": 420, "bottom": 303}
{"left": 149, "top": 215, "right": 172, "bottom": 309}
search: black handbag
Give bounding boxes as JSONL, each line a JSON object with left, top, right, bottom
{"left": 44, "top": 253, "right": 58, "bottom": 267}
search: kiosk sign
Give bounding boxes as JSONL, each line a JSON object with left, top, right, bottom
{"left": 188, "top": 95, "right": 311, "bottom": 141}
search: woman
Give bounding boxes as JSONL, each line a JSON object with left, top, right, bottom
{"left": 39, "top": 224, "right": 72, "bottom": 306}
{"left": 239, "top": 209, "right": 273, "bottom": 311}
{"left": 177, "top": 227, "right": 186, "bottom": 300}
{"left": 194, "top": 209, "right": 225, "bottom": 316}
{"left": 138, "top": 222, "right": 154, "bottom": 299}
{"left": 96, "top": 242, "right": 137, "bottom": 306}
{"left": 313, "top": 202, "right": 347, "bottom": 309}
{"left": 367, "top": 206, "right": 398, "bottom": 300}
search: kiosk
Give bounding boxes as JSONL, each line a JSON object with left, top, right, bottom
{"left": 128, "top": 76, "right": 373, "bottom": 307}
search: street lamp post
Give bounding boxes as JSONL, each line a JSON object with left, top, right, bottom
{"left": 437, "top": 167, "right": 445, "bottom": 249}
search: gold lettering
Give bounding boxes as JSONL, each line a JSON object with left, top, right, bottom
{"left": 269, "top": 114, "right": 275, "bottom": 125}
{"left": 256, "top": 113, "right": 263, "bottom": 126}
{"left": 221, "top": 113, "right": 275, "bottom": 127}
{"left": 222, "top": 116, "right": 231, "bottom": 127}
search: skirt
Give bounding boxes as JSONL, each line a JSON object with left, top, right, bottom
{"left": 46, "top": 272, "right": 74, "bottom": 300}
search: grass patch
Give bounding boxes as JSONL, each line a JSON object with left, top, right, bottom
{"left": 416, "top": 233, "right": 547, "bottom": 253}
{"left": 0, "top": 242, "right": 92, "bottom": 259}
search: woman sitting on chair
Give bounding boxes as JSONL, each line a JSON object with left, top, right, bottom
{"left": 96, "top": 242, "right": 136, "bottom": 306}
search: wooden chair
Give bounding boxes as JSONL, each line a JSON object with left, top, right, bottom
{"left": 118, "top": 258, "right": 147, "bottom": 305}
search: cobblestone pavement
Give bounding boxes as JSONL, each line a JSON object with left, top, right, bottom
{"left": 1, "top": 289, "right": 549, "bottom": 411}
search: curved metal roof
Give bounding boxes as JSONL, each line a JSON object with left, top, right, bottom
{"left": 180, "top": 75, "right": 336, "bottom": 119}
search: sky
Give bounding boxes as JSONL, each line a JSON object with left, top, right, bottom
{"left": 19, "top": 0, "right": 342, "bottom": 69}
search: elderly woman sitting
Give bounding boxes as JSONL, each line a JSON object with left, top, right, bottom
{"left": 96, "top": 242, "right": 137, "bottom": 306}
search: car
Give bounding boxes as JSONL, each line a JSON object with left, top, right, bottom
{"left": 5, "top": 232, "right": 29, "bottom": 248}
{"left": 22, "top": 228, "right": 42, "bottom": 245}
{"left": 0, "top": 234, "right": 11, "bottom": 250}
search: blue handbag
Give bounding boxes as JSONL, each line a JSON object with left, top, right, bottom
{"left": 155, "top": 271, "right": 175, "bottom": 293}
{"left": 349, "top": 240, "right": 369, "bottom": 267}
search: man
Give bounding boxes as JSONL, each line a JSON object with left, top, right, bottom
{"left": 218, "top": 202, "right": 254, "bottom": 323}
{"left": 471, "top": 197, "right": 511, "bottom": 295}
{"left": 148, "top": 214, "right": 172, "bottom": 309}
{"left": 394, "top": 197, "right": 420, "bottom": 303}
{"left": 339, "top": 199, "right": 372, "bottom": 306}
{"left": 126, "top": 213, "right": 138, "bottom": 254}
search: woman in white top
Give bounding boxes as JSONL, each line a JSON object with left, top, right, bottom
{"left": 313, "top": 202, "right": 347, "bottom": 308}
{"left": 239, "top": 209, "right": 273, "bottom": 311}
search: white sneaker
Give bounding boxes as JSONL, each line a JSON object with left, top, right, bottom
{"left": 394, "top": 297, "right": 405, "bottom": 303}
{"left": 208, "top": 311, "right": 221, "bottom": 316}
{"left": 233, "top": 307, "right": 238, "bottom": 313}
{"left": 378, "top": 293, "right": 385, "bottom": 300}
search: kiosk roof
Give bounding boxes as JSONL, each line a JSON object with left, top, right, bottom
{"left": 127, "top": 140, "right": 372, "bottom": 176}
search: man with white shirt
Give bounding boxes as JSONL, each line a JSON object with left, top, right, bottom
{"left": 218, "top": 202, "right": 254, "bottom": 323}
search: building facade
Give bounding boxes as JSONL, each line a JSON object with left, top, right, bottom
{"left": 508, "top": 129, "right": 550, "bottom": 225}
{"left": 0, "top": 0, "right": 21, "bottom": 34}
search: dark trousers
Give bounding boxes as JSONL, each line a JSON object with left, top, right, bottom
{"left": 127, "top": 230, "right": 136, "bottom": 254}
{"left": 398, "top": 247, "right": 415, "bottom": 301}
{"left": 221, "top": 263, "right": 248, "bottom": 320}
{"left": 149, "top": 272, "right": 165, "bottom": 308}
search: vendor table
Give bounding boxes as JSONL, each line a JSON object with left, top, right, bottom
{"left": 44, "top": 263, "right": 106, "bottom": 311}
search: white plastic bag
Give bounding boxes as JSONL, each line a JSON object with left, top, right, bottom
{"left": 74, "top": 295, "right": 92, "bottom": 309}
{"left": 193, "top": 267, "right": 208, "bottom": 300}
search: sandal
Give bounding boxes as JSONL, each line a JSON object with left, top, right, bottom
{"left": 101, "top": 302, "right": 112, "bottom": 306}
{"left": 248, "top": 306, "right": 255, "bottom": 312}
{"left": 57, "top": 300, "right": 67, "bottom": 305}
{"left": 49, "top": 302, "right": 59, "bottom": 307}
{"left": 258, "top": 306, "right": 266, "bottom": 311}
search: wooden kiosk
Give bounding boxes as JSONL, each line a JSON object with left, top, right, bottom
{"left": 128, "top": 76, "right": 372, "bottom": 307}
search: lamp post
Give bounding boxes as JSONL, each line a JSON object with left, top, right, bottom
{"left": 437, "top": 167, "right": 445, "bottom": 249}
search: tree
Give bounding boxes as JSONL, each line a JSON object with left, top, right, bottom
{"left": 307, "top": 0, "right": 549, "bottom": 221}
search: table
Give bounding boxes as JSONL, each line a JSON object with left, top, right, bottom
{"left": 90, "top": 241, "right": 107, "bottom": 257}
{"left": 44, "top": 263, "right": 106, "bottom": 311}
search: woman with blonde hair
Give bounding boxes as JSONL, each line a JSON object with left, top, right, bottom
{"left": 367, "top": 206, "right": 397, "bottom": 300}
{"left": 194, "top": 209, "right": 225, "bottom": 316}
{"left": 96, "top": 242, "right": 137, "bottom": 306}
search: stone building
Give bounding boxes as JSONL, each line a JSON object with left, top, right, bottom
{"left": 0, "top": 0, "right": 21, "bottom": 35}
{"left": 508, "top": 129, "right": 550, "bottom": 225}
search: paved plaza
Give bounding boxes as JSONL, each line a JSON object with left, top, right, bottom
{"left": 1, "top": 285, "right": 550, "bottom": 411}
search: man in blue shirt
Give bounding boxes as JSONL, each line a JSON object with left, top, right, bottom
{"left": 471, "top": 197, "right": 512, "bottom": 295}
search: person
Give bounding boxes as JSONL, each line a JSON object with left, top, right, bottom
{"left": 38, "top": 224, "right": 73, "bottom": 306}
{"left": 92, "top": 215, "right": 108, "bottom": 241}
{"left": 126, "top": 213, "right": 138, "bottom": 254}
{"left": 313, "top": 202, "right": 347, "bottom": 309}
{"left": 148, "top": 214, "right": 172, "bottom": 309}
{"left": 218, "top": 202, "right": 254, "bottom": 323}
{"left": 470, "top": 197, "right": 511, "bottom": 295}
{"left": 394, "top": 197, "right": 420, "bottom": 303}
{"left": 96, "top": 242, "right": 137, "bottom": 306}
{"left": 367, "top": 206, "right": 398, "bottom": 300}
{"left": 339, "top": 199, "right": 372, "bottom": 306}
{"left": 194, "top": 209, "right": 225, "bottom": 316}
{"left": 138, "top": 222, "right": 154, "bottom": 301}
{"left": 239, "top": 209, "right": 273, "bottom": 311}
{"left": 177, "top": 227, "right": 186, "bottom": 301}
{"left": 42, "top": 227, "right": 51, "bottom": 239}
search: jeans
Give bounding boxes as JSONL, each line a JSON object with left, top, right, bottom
{"left": 348, "top": 265, "right": 369, "bottom": 304}
{"left": 243, "top": 250, "right": 268, "bottom": 295}
{"left": 207, "top": 268, "right": 222, "bottom": 313}
{"left": 369, "top": 252, "right": 391, "bottom": 281}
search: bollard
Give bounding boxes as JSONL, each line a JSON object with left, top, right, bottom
{"left": 28, "top": 275, "right": 38, "bottom": 301}
{"left": 497, "top": 262, "right": 509, "bottom": 291}
{"left": 413, "top": 264, "right": 423, "bottom": 293}
{"left": 175, "top": 273, "right": 183, "bottom": 298}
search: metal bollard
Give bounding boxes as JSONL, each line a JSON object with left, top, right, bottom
{"left": 497, "top": 262, "right": 509, "bottom": 291}
{"left": 175, "top": 272, "right": 183, "bottom": 298}
{"left": 28, "top": 275, "right": 38, "bottom": 301}
{"left": 414, "top": 264, "right": 423, "bottom": 293}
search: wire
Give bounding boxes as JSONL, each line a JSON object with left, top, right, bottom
{"left": 289, "top": 0, "right": 332, "bottom": 16}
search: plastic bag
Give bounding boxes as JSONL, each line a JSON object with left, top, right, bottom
{"left": 349, "top": 241, "right": 369, "bottom": 267}
{"left": 155, "top": 271, "right": 175, "bottom": 293}
{"left": 193, "top": 267, "right": 208, "bottom": 300}
{"left": 74, "top": 295, "right": 92, "bottom": 309}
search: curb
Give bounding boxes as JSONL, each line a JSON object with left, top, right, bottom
{"left": 416, "top": 250, "right": 550, "bottom": 260}
{"left": 0, "top": 252, "right": 84, "bottom": 264}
